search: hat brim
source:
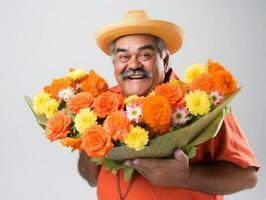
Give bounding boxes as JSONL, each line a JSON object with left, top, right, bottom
{"left": 95, "top": 19, "right": 183, "bottom": 55}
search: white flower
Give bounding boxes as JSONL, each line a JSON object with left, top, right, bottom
{"left": 57, "top": 87, "right": 75, "bottom": 101}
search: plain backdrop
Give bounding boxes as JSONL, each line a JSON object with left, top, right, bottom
{"left": 1, "top": 0, "right": 265, "bottom": 199}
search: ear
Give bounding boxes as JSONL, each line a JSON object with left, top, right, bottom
{"left": 163, "top": 53, "right": 169, "bottom": 73}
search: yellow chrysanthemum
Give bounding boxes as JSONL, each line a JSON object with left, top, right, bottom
{"left": 124, "top": 126, "right": 149, "bottom": 151}
{"left": 33, "top": 91, "right": 51, "bottom": 114}
{"left": 185, "top": 90, "right": 211, "bottom": 116}
{"left": 43, "top": 99, "right": 59, "bottom": 119}
{"left": 184, "top": 64, "right": 208, "bottom": 84}
{"left": 67, "top": 69, "right": 86, "bottom": 80}
{"left": 74, "top": 108, "right": 97, "bottom": 134}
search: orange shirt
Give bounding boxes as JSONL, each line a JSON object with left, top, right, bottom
{"left": 97, "top": 70, "right": 259, "bottom": 200}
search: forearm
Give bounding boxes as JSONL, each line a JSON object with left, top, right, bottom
{"left": 78, "top": 151, "right": 100, "bottom": 187}
{"left": 181, "top": 162, "right": 257, "bottom": 195}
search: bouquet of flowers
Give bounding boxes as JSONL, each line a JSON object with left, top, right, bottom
{"left": 25, "top": 59, "right": 240, "bottom": 180}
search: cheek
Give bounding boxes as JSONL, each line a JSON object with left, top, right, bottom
{"left": 114, "top": 64, "right": 125, "bottom": 80}
{"left": 145, "top": 61, "right": 165, "bottom": 82}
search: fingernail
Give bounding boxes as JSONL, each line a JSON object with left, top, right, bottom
{"left": 132, "top": 159, "right": 139, "bottom": 165}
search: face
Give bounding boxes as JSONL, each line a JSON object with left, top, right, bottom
{"left": 113, "top": 35, "right": 168, "bottom": 97}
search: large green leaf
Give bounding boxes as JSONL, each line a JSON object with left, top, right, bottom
{"left": 24, "top": 95, "right": 47, "bottom": 130}
{"left": 107, "top": 88, "right": 241, "bottom": 161}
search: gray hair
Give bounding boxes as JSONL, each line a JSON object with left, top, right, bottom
{"left": 109, "top": 35, "right": 169, "bottom": 62}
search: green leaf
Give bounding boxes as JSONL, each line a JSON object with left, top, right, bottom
{"left": 91, "top": 157, "right": 106, "bottom": 165}
{"left": 105, "top": 159, "right": 123, "bottom": 175}
{"left": 122, "top": 165, "right": 134, "bottom": 181}
{"left": 24, "top": 95, "right": 47, "bottom": 130}
{"left": 107, "top": 88, "right": 241, "bottom": 161}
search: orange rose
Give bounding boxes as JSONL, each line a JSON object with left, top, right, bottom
{"left": 81, "top": 125, "right": 113, "bottom": 157}
{"left": 79, "top": 70, "right": 108, "bottom": 97}
{"left": 103, "top": 111, "right": 132, "bottom": 141}
{"left": 45, "top": 110, "right": 72, "bottom": 141}
{"left": 60, "top": 137, "right": 82, "bottom": 150}
{"left": 44, "top": 77, "right": 74, "bottom": 99}
{"left": 66, "top": 92, "right": 94, "bottom": 114}
{"left": 93, "top": 91, "right": 124, "bottom": 118}
{"left": 155, "top": 83, "right": 186, "bottom": 107}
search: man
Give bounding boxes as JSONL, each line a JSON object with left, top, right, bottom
{"left": 78, "top": 10, "right": 259, "bottom": 200}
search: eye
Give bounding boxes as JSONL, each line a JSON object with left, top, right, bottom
{"left": 139, "top": 52, "right": 152, "bottom": 61}
{"left": 118, "top": 54, "right": 130, "bottom": 62}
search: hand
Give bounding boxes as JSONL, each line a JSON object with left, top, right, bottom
{"left": 124, "top": 149, "right": 191, "bottom": 187}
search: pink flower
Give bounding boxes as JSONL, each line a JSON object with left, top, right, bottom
{"left": 210, "top": 91, "right": 224, "bottom": 106}
{"left": 172, "top": 107, "right": 190, "bottom": 126}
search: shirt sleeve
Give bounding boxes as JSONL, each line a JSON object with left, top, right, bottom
{"left": 191, "top": 112, "right": 259, "bottom": 170}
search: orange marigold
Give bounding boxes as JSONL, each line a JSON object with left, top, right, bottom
{"left": 93, "top": 91, "right": 124, "bottom": 118}
{"left": 81, "top": 125, "right": 113, "bottom": 157}
{"left": 66, "top": 92, "right": 94, "bottom": 114}
{"left": 141, "top": 95, "right": 172, "bottom": 135}
{"left": 45, "top": 110, "right": 72, "bottom": 141}
{"left": 103, "top": 111, "right": 132, "bottom": 141}
{"left": 60, "top": 137, "right": 82, "bottom": 150}
{"left": 44, "top": 77, "right": 74, "bottom": 99}
{"left": 79, "top": 70, "right": 108, "bottom": 97}
{"left": 207, "top": 59, "right": 226, "bottom": 74}
{"left": 190, "top": 73, "right": 216, "bottom": 93}
{"left": 213, "top": 70, "right": 237, "bottom": 95}
{"left": 155, "top": 83, "right": 186, "bottom": 107}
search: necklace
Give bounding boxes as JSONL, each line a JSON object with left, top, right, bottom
{"left": 116, "top": 171, "right": 134, "bottom": 200}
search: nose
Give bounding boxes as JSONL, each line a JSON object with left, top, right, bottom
{"left": 128, "top": 56, "right": 142, "bottom": 70}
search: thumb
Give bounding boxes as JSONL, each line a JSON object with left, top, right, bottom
{"left": 174, "top": 149, "right": 188, "bottom": 164}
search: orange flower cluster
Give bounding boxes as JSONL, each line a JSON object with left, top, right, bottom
{"left": 190, "top": 59, "right": 237, "bottom": 96}
{"left": 207, "top": 59, "right": 225, "bottom": 74}
{"left": 44, "top": 77, "right": 74, "bottom": 99}
{"left": 190, "top": 74, "right": 216, "bottom": 93}
{"left": 32, "top": 60, "right": 238, "bottom": 167}
{"left": 141, "top": 95, "right": 172, "bottom": 135}
{"left": 212, "top": 70, "right": 237, "bottom": 95}
{"left": 80, "top": 70, "right": 108, "bottom": 96}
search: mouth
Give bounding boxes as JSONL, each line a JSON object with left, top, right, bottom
{"left": 127, "top": 75, "right": 145, "bottom": 79}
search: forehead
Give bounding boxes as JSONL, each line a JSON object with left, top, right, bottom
{"left": 114, "top": 34, "right": 157, "bottom": 50}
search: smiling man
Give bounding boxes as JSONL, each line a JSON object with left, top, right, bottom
{"left": 78, "top": 10, "right": 259, "bottom": 200}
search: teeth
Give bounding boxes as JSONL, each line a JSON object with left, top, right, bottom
{"left": 129, "top": 75, "right": 144, "bottom": 79}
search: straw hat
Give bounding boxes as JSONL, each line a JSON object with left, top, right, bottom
{"left": 95, "top": 10, "right": 183, "bottom": 55}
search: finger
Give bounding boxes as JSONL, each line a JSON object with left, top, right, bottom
{"left": 174, "top": 149, "right": 188, "bottom": 164}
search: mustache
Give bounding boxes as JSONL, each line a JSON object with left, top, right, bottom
{"left": 120, "top": 69, "right": 152, "bottom": 80}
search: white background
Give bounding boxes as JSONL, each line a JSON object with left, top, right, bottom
{"left": 0, "top": 0, "right": 265, "bottom": 199}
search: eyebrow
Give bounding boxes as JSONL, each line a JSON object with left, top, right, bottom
{"left": 115, "top": 45, "right": 156, "bottom": 54}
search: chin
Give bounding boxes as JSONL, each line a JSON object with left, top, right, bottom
{"left": 123, "top": 87, "right": 151, "bottom": 97}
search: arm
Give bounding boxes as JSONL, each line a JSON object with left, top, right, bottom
{"left": 125, "top": 149, "right": 257, "bottom": 195}
{"left": 78, "top": 151, "right": 100, "bottom": 187}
